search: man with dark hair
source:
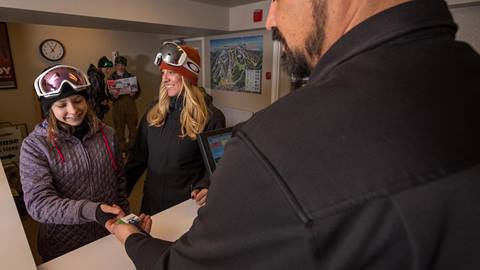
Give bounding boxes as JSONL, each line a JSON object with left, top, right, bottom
{"left": 107, "top": 1, "right": 480, "bottom": 269}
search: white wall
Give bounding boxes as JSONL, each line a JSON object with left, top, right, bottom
{"left": 450, "top": 5, "right": 480, "bottom": 53}
{"left": 0, "top": 0, "right": 229, "bottom": 31}
{"left": 229, "top": 1, "right": 270, "bottom": 31}
{"left": 446, "top": 0, "right": 480, "bottom": 6}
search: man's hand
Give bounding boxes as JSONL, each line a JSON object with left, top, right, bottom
{"left": 105, "top": 214, "right": 152, "bottom": 245}
{"left": 191, "top": 188, "right": 208, "bottom": 206}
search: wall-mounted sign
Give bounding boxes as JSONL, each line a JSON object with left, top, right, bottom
{"left": 0, "top": 22, "right": 17, "bottom": 89}
{"left": 210, "top": 35, "right": 263, "bottom": 94}
{"left": 0, "top": 124, "right": 25, "bottom": 165}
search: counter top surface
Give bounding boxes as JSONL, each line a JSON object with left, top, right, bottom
{"left": 38, "top": 199, "right": 198, "bottom": 270}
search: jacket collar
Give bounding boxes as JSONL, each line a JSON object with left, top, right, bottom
{"left": 38, "top": 119, "right": 101, "bottom": 142}
{"left": 169, "top": 94, "right": 185, "bottom": 112}
{"left": 308, "top": 0, "right": 457, "bottom": 85}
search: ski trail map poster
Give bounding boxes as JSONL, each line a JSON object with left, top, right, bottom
{"left": 210, "top": 35, "right": 263, "bottom": 94}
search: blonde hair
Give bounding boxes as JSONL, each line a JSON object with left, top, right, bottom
{"left": 147, "top": 77, "right": 208, "bottom": 140}
{"left": 47, "top": 106, "right": 99, "bottom": 145}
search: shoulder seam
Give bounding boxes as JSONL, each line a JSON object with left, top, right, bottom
{"left": 237, "top": 131, "right": 311, "bottom": 223}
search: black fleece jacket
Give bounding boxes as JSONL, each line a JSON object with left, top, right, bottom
{"left": 124, "top": 1, "right": 480, "bottom": 269}
{"left": 126, "top": 94, "right": 225, "bottom": 214}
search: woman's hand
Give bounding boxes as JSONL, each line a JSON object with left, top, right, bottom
{"left": 96, "top": 204, "right": 126, "bottom": 226}
{"left": 191, "top": 188, "right": 208, "bottom": 206}
{"left": 100, "top": 204, "right": 126, "bottom": 218}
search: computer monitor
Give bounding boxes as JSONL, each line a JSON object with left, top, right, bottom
{"left": 198, "top": 127, "right": 234, "bottom": 176}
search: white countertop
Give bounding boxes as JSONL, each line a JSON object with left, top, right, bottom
{"left": 38, "top": 199, "right": 199, "bottom": 270}
{"left": 0, "top": 162, "right": 37, "bottom": 270}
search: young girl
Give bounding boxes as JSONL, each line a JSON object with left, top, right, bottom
{"left": 20, "top": 65, "right": 129, "bottom": 261}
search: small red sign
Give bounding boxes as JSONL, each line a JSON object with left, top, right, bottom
{"left": 253, "top": 9, "right": 263, "bottom": 23}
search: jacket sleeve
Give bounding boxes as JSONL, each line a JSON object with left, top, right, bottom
{"left": 125, "top": 112, "right": 149, "bottom": 195}
{"left": 20, "top": 137, "right": 101, "bottom": 225}
{"left": 111, "top": 129, "right": 130, "bottom": 213}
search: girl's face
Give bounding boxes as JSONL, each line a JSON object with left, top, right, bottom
{"left": 162, "top": 69, "right": 183, "bottom": 97}
{"left": 51, "top": 95, "right": 88, "bottom": 126}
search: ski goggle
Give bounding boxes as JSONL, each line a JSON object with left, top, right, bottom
{"left": 154, "top": 42, "right": 200, "bottom": 75}
{"left": 34, "top": 65, "right": 90, "bottom": 98}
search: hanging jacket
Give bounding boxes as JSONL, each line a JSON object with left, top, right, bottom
{"left": 20, "top": 120, "right": 129, "bottom": 261}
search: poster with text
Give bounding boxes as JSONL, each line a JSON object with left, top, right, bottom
{"left": 107, "top": 76, "right": 138, "bottom": 95}
{"left": 0, "top": 126, "right": 22, "bottom": 165}
{"left": 0, "top": 23, "right": 17, "bottom": 89}
{"left": 210, "top": 35, "right": 263, "bottom": 94}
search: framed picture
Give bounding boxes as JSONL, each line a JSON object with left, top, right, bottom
{"left": 210, "top": 35, "right": 263, "bottom": 94}
{"left": 0, "top": 22, "right": 17, "bottom": 89}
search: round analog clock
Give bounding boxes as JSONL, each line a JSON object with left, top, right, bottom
{"left": 39, "top": 39, "right": 65, "bottom": 61}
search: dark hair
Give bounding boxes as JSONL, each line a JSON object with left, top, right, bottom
{"left": 115, "top": 56, "right": 127, "bottom": 66}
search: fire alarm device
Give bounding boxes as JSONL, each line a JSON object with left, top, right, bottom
{"left": 253, "top": 9, "right": 263, "bottom": 23}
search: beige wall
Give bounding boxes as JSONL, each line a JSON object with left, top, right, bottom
{"left": 204, "top": 29, "right": 273, "bottom": 113}
{"left": 451, "top": 5, "right": 480, "bottom": 52}
{"left": 0, "top": 0, "right": 229, "bottom": 31}
{"left": 0, "top": 22, "right": 170, "bottom": 131}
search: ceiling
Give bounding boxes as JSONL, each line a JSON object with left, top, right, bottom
{"left": 190, "top": 0, "right": 262, "bottom": 7}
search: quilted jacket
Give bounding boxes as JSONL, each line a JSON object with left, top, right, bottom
{"left": 20, "top": 120, "right": 129, "bottom": 261}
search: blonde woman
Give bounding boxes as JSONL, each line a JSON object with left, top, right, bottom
{"left": 126, "top": 43, "right": 225, "bottom": 214}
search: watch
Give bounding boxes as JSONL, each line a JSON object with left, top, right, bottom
{"left": 39, "top": 39, "right": 65, "bottom": 61}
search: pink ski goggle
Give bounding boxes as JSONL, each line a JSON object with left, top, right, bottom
{"left": 34, "top": 65, "right": 90, "bottom": 98}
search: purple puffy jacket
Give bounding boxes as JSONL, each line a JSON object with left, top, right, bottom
{"left": 20, "top": 120, "right": 129, "bottom": 261}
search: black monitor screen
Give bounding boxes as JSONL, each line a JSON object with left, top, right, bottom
{"left": 198, "top": 127, "right": 233, "bottom": 175}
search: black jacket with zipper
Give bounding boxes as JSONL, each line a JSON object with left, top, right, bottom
{"left": 124, "top": 1, "right": 480, "bottom": 269}
{"left": 126, "top": 94, "right": 225, "bottom": 214}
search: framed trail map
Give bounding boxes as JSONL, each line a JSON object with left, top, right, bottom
{"left": 210, "top": 35, "right": 263, "bottom": 94}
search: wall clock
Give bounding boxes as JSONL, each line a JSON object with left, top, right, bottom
{"left": 39, "top": 39, "right": 65, "bottom": 61}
